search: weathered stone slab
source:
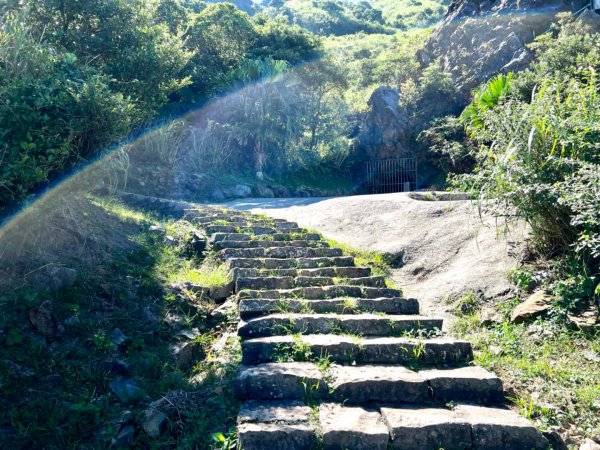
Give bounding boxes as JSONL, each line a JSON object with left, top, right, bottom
{"left": 237, "top": 314, "right": 443, "bottom": 338}
{"left": 213, "top": 240, "right": 325, "bottom": 251}
{"left": 237, "top": 276, "right": 295, "bottom": 291}
{"left": 344, "top": 276, "right": 387, "bottom": 287}
{"left": 236, "top": 363, "right": 326, "bottom": 400}
{"left": 319, "top": 403, "right": 389, "bottom": 450}
{"left": 454, "top": 404, "right": 550, "bottom": 450}
{"left": 228, "top": 257, "right": 356, "bottom": 270}
{"left": 294, "top": 276, "right": 334, "bottom": 287}
{"left": 238, "top": 400, "right": 311, "bottom": 424}
{"left": 238, "top": 423, "right": 317, "bottom": 450}
{"left": 238, "top": 401, "right": 317, "bottom": 449}
{"left": 330, "top": 365, "right": 429, "bottom": 404}
{"left": 421, "top": 366, "right": 504, "bottom": 403}
{"left": 209, "top": 233, "right": 251, "bottom": 244}
{"left": 220, "top": 247, "right": 343, "bottom": 260}
{"left": 238, "top": 285, "right": 402, "bottom": 300}
{"left": 381, "top": 406, "right": 472, "bottom": 450}
{"left": 238, "top": 297, "right": 420, "bottom": 319}
{"left": 241, "top": 335, "right": 473, "bottom": 365}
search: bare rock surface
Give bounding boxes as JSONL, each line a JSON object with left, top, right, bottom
{"left": 224, "top": 193, "right": 527, "bottom": 325}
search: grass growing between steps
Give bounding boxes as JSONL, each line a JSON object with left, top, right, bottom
{"left": 451, "top": 295, "right": 600, "bottom": 445}
{"left": 0, "top": 196, "right": 241, "bottom": 449}
{"left": 319, "top": 236, "right": 403, "bottom": 290}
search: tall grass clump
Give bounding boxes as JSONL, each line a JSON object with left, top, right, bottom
{"left": 454, "top": 17, "right": 600, "bottom": 314}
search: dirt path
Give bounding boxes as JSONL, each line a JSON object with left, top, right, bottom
{"left": 225, "top": 193, "right": 527, "bottom": 322}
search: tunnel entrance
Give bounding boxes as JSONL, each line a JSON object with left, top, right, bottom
{"left": 365, "top": 158, "right": 418, "bottom": 194}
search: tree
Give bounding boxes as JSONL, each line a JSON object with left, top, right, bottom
{"left": 184, "top": 3, "right": 258, "bottom": 99}
{"left": 15, "top": 0, "right": 192, "bottom": 118}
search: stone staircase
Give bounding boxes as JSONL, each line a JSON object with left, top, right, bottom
{"left": 186, "top": 207, "right": 551, "bottom": 450}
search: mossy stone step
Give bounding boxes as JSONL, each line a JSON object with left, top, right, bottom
{"left": 220, "top": 246, "right": 343, "bottom": 260}
{"left": 237, "top": 313, "right": 442, "bottom": 338}
{"left": 206, "top": 225, "right": 289, "bottom": 235}
{"left": 235, "top": 363, "right": 504, "bottom": 404}
{"left": 238, "top": 285, "right": 401, "bottom": 300}
{"left": 194, "top": 215, "right": 249, "bottom": 224}
{"left": 211, "top": 232, "right": 322, "bottom": 243}
{"left": 238, "top": 297, "right": 420, "bottom": 320}
{"left": 212, "top": 240, "right": 327, "bottom": 251}
{"left": 232, "top": 266, "right": 372, "bottom": 279}
{"left": 227, "top": 256, "right": 356, "bottom": 270}
{"left": 236, "top": 275, "right": 386, "bottom": 290}
{"left": 241, "top": 335, "right": 473, "bottom": 366}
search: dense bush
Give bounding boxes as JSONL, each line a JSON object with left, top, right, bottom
{"left": 455, "top": 18, "right": 600, "bottom": 309}
{"left": 0, "top": 16, "right": 136, "bottom": 208}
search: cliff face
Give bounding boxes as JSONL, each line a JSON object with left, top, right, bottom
{"left": 420, "top": 0, "right": 589, "bottom": 101}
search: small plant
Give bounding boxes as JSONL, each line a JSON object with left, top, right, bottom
{"left": 452, "top": 291, "right": 479, "bottom": 317}
{"left": 210, "top": 427, "right": 238, "bottom": 450}
{"left": 90, "top": 331, "right": 114, "bottom": 353}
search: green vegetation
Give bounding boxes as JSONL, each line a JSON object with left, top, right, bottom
{"left": 0, "top": 198, "right": 241, "bottom": 448}
{"left": 371, "top": 0, "right": 449, "bottom": 30}
{"left": 261, "top": 0, "right": 448, "bottom": 35}
{"left": 452, "top": 294, "right": 600, "bottom": 440}
{"left": 263, "top": 0, "right": 388, "bottom": 36}
{"left": 0, "top": 1, "right": 321, "bottom": 212}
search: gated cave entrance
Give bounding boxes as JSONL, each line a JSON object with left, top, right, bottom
{"left": 365, "top": 158, "right": 418, "bottom": 194}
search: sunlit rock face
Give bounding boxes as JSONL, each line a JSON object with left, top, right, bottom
{"left": 421, "top": 0, "right": 589, "bottom": 101}
{"left": 356, "top": 87, "right": 412, "bottom": 161}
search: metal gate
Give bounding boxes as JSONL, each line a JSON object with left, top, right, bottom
{"left": 365, "top": 158, "right": 417, "bottom": 194}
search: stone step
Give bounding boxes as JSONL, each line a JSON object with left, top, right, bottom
{"left": 213, "top": 240, "right": 327, "bottom": 251}
{"left": 237, "top": 276, "right": 295, "bottom": 291}
{"left": 381, "top": 404, "right": 550, "bottom": 450}
{"left": 208, "top": 233, "right": 251, "bottom": 244}
{"left": 238, "top": 401, "right": 549, "bottom": 450}
{"left": 236, "top": 363, "right": 504, "bottom": 404}
{"left": 237, "top": 400, "right": 317, "bottom": 450}
{"left": 211, "top": 232, "right": 321, "bottom": 243}
{"left": 237, "top": 314, "right": 443, "bottom": 338}
{"left": 232, "top": 266, "right": 372, "bottom": 279}
{"left": 219, "top": 246, "right": 343, "bottom": 260}
{"left": 236, "top": 275, "right": 386, "bottom": 291}
{"left": 205, "top": 225, "right": 276, "bottom": 235}
{"left": 228, "top": 256, "right": 356, "bottom": 270}
{"left": 319, "top": 403, "right": 389, "bottom": 450}
{"left": 238, "top": 285, "right": 402, "bottom": 300}
{"left": 291, "top": 276, "right": 386, "bottom": 288}
{"left": 206, "top": 225, "right": 305, "bottom": 235}
{"left": 239, "top": 297, "right": 420, "bottom": 320}
{"left": 194, "top": 215, "right": 249, "bottom": 224}
{"left": 274, "top": 221, "right": 299, "bottom": 230}
{"left": 241, "top": 335, "right": 473, "bottom": 366}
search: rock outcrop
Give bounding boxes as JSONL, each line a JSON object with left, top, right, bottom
{"left": 354, "top": 87, "right": 412, "bottom": 162}
{"left": 421, "top": 0, "right": 589, "bottom": 101}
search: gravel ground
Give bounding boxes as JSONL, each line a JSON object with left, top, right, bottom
{"left": 224, "top": 193, "right": 528, "bottom": 324}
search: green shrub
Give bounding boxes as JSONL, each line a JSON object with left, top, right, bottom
{"left": 0, "top": 16, "right": 135, "bottom": 208}
{"left": 455, "top": 18, "right": 600, "bottom": 310}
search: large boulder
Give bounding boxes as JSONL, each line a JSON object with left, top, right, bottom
{"left": 355, "top": 87, "right": 412, "bottom": 161}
